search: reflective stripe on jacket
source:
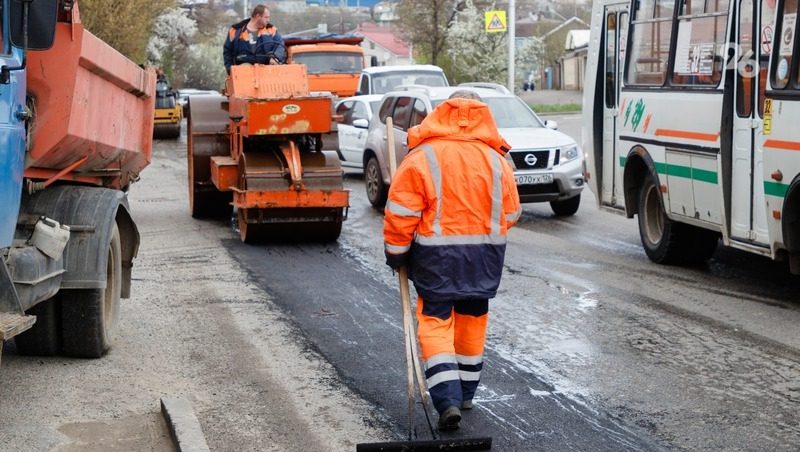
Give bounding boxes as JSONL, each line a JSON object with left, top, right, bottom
{"left": 383, "top": 98, "right": 521, "bottom": 301}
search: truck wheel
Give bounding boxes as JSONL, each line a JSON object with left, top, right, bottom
{"left": 14, "top": 297, "right": 61, "bottom": 356}
{"left": 61, "top": 223, "right": 122, "bottom": 358}
{"left": 365, "top": 156, "right": 388, "bottom": 208}
{"left": 550, "top": 194, "right": 581, "bottom": 216}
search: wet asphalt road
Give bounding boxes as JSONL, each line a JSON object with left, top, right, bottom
{"left": 7, "top": 114, "right": 797, "bottom": 451}
{"left": 217, "top": 113, "right": 800, "bottom": 451}
{"left": 224, "top": 236, "right": 663, "bottom": 451}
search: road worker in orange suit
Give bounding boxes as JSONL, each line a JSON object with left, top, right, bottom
{"left": 383, "top": 90, "right": 521, "bottom": 431}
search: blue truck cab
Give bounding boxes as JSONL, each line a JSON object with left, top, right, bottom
{"left": 0, "top": 2, "right": 44, "bottom": 250}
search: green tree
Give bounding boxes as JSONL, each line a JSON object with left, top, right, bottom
{"left": 147, "top": 7, "right": 198, "bottom": 86}
{"left": 437, "top": 0, "right": 543, "bottom": 88}
{"left": 182, "top": 36, "right": 227, "bottom": 90}
{"left": 447, "top": 0, "right": 506, "bottom": 83}
{"left": 79, "top": 0, "right": 175, "bottom": 62}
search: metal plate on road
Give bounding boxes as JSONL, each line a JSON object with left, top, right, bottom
{"left": 516, "top": 173, "right": 553, "bottom": 185}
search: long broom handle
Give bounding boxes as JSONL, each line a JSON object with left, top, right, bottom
{"left": 399, "top": 267, "right": 417, "bottom": 440}
{"left": 387, "top": 118, "right": 439, "bottom": 438}
{"left": 386, "top": 118, "right": 416, "bottom": 440}
{"left": 399, "top": 265, "right": 439, "bottom": 438}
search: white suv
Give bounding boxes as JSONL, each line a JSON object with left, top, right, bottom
{"left": 362, "top": 84, "right": 586, "bottom": 216}
{"left": 356, "top": 65, "right": 449, "bottom": 95}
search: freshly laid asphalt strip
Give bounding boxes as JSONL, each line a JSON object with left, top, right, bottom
{"left": 161, "top": 398, "right": 211, "bottom": 452}
{"left": 223, "top": 239, "right": 668, "bottom": 451}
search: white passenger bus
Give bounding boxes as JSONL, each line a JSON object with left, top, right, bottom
{"left": 583, "top": 0, "right": 800, "bottom": 273}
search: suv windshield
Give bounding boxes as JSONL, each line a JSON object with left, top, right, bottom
{"left": 485, "top": 97, "right": 544, "bottom": 128}
{"left": 372, "top": 71, "right": 447, "bottom": 94}
{"left": 431, "top": 97, "right": 544, "bottom": 129}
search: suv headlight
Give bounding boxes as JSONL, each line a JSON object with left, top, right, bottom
{"left": 561, "top": 145, "right": 580, "bottom": 163}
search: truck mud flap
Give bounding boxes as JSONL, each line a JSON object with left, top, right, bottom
{"left": 20, "top": 186, "right": 139, "bottom": 297}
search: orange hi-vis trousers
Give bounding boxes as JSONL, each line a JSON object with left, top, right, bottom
{"left": 416, "top": 297, "right": 489, "bottom": 414}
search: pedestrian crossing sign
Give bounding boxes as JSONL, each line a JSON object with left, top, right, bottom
{"left": 485, "top": 11, "right": 507, "bottom": 33}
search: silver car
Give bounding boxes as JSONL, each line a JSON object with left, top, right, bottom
{"left": 334, "top": 95, "right": 383, "bottom": 170}
{"left": 362, "top": 84, "right": 586, "bottom": 216}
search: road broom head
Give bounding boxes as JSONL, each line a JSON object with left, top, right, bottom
{"left": 356, "top": 436, "right": 492, "bottom": 451}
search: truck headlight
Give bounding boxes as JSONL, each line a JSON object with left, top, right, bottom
{"left": 561, "top": 145, "right": 580, "bottom": 163}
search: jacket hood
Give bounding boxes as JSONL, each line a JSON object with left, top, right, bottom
{"left": 407, "top": 98, "right": 511, "bottom": 154}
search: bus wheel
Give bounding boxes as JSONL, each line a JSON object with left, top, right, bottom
{"left": 638, "top": 175, "right": 684, "bottom": 264}
{"left": 683, "top": 225, "right": 719, "bottom": 265}
{"left": 638, "top": 175, "right": 718, "bottom": 266}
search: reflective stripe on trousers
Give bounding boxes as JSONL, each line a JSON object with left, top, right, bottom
{"left": 416, "top": 296, "right": 488, "bottom": 414}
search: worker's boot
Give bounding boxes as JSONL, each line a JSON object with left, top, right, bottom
{"left": 437, "top": 405, "right": 461, "bottom": 431}
{"left": 461, "top": 400, "right": 473, "bottom": 410}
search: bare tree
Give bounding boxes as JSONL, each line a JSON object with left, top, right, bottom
{"left": 396, "top": 0, "right": 466, "bottom": 65}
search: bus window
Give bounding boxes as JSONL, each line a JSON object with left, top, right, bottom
{"left": 671, "top": 0, "right": 730, "bottom": 86}
{"left": 773, "top": 0, "right": 797, "bottom": 89}
{"left": 738, "top": 0, "right": 755, "bottom": 116}
{"left": 620, "top": 12, "right": 629, "bottom": 83}
{"left": 759, "top": 0, "right": 777, "bottom": 115}
{"left": 0, "top": 2, "right": 4, "bottom": 55}
{"left": 626, "top": 0, "right": 677, "bottom": 86}
{"left": 606, "top": 13, "right": 617, "bottom": 108}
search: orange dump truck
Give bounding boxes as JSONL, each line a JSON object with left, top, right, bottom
{"left": 187, "top": 64, "right": 349, "bottom": 243}
{"left": 284, "top": 35, "right": 366, "bottom": 98}
{"left": 0, "top": 1, "right": 155, "bottom": 360}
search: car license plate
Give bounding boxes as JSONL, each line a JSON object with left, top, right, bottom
{"left": 515, "top": 173, "right": 553, "bottom": 185}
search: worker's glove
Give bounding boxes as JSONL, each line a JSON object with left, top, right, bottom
{"left": 385, "top": 251, "right": 409, "bottom": 270}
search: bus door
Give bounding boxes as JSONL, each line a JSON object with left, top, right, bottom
{"left": 731, "top": 0, "right": 773, "bottom": 243}
{"left": 600, "top": 4, "right": 628, "bottom": 206}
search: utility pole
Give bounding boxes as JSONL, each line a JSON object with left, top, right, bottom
{"left": 243, "top": 0, "right": 249, "bottom": 16}
{"left": 508, "top": 0, "right": 515, "bottom": 92}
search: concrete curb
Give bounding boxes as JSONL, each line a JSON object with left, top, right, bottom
{"left": 160, "top": 398, "right": 211, "bottom": 452}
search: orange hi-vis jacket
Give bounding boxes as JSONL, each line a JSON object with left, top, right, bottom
{"left": 383, "top": 98, "right": 522, "bottom": 302}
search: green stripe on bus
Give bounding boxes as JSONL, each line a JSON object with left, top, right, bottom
{"left": 618, "top": 157, "right": 717, "bottom": 184}
{"left": 764, "top": 181, "right": 788, "bottom": 197}
{"left": 618, "top": 158, "right": 786, "bottom": 197}
{"left": 690, "top": 168, "right": 718, "bottom": 184}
